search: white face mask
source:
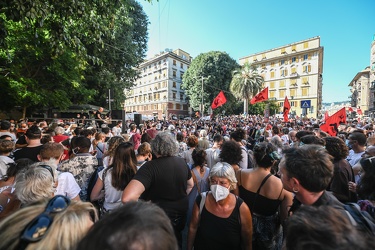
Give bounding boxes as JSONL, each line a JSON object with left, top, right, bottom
{"left": 210, "top": 184, "right": 230, "bottom": 202}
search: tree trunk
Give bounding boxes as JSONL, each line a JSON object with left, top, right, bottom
{"left": 22, "top": 106, "right": 27, "bottom": 120}
{"left": 243, "top": 98, "right": 248, "bottom": 115}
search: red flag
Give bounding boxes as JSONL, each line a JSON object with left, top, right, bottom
{"left": 211, "top": 91, "right": 227, "bottom": 109}
{"left": 320, "top": 107, "right": 347, "bottom": 136}
{"left": 324, "top": 111, "right": 329, "bottom": 121}
{"left": 250, "top": 87, "right": 269, "bottom": 105}
{"left": 348, "top": 107, "right": 354, "bottom": 112}
{"left": 283, "top": 96, "right": 290, "bottom": 122}
{"left": 357, "top": 108, "right": 363, "bottom": 115}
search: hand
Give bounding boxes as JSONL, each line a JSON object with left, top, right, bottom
{"left": 348, "top": 181, "right": 357, "bottom": 192}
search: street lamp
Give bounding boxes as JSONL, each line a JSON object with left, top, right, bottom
{"left": 193, "top": 76, "right": 208, "bottom": 117}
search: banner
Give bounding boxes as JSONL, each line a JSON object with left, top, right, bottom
{"left": 211, "top": 91, "right": 227, "bottom": 109}
{"left": 320, "top": 107, "right": 347, "bottom": 136}
{"left": 283, "top": 96, "right": 290, "bottom": 122}
{"left": 250, "top": 87, "right": 269, "bottom": 105}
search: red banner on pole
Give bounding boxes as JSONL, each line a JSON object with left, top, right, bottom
{"left": 211, "top": 91, "right": 227, "bottom": 109}
{"left": 250, "top": 87, "right": 269, "bottom": 105}
{"left": 283, "top": 96, "right": 290, "bottom": 122}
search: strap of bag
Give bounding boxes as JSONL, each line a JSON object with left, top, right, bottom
{"left": 251, "top": 173, "right": 272, "bottom": 213}
{"left": 199, "top": 191, "right": 208, "bottom": 214}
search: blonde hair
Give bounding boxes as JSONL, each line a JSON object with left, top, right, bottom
{"left": 137, "top": 142, "right": 152, "bottom": 156}
{"left": 0, "top": 199, "right": 97, "bottom": 250}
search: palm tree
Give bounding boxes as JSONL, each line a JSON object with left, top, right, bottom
{"left": 230, "top": 62, "right": 264, "bottom": 115}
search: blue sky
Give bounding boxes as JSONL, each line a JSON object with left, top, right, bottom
{"left": 138, "top": 0, "right": 374, "bottom": 103}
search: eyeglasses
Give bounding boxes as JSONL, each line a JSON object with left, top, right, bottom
{"left": 17, "top": 195, "right": 71, "bottom": 250}
{"left": 38, "top": 165, "right": 54, "bottom": 180}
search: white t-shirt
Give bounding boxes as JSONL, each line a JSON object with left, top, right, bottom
{"left": 112, "top": 126, "right": 122, "bottom": 136}
{"left": 99, "top": 168, "right": 123, "bottom": 211}
{"left": 55, "top": 172, "right": 81, "bottom": 199}
{"left": 346, "top": 150, "right": 363, "bottom": 167}
{"left": 0, "top": 156, "right": 14, "bottom": 179}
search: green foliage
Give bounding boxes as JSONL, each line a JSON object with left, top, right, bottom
{"left": 182, "top": 51, "right": 239, "bottom": 115}
{"left": 230, "top": 62, "right": 264, "bottom": 114}
{"left": 248, "top": 100, "right": 279, "bottom": 115}
{"left": 0, "top": 0, "right": 149, "bottom": 117}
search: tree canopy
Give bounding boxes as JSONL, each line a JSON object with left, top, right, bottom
{"left": 230, "top": 62, "right": 264, "bottom": 114}
{"left": 181, "top": 51, "right": 239, "bottom": 115}
{"left": 0, "top": 0, "right": 149, "bottom": 118}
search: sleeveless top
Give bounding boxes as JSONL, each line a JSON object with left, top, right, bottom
{"left": 194, "top": 194, "right": 243, "bottom": 250}
{"left": 239, "top": 173, "right": 283, "bottom": 216}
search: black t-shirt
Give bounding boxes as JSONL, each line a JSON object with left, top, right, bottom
{"left": 134, "top": 156, "right": 192, "bottom": 215}
{"left": 13, "top": 145, "right": 43, "bottom": 162}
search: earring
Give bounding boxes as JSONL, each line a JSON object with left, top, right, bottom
{"left": 292, "top": 187, "right": 299, "bottom": 193}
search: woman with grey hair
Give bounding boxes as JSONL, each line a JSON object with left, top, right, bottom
{"left": 122, "top": 131, "right": 194, "bottom": 249}
{"left": 187, "top": 162, "right": 253, "bottom": 250}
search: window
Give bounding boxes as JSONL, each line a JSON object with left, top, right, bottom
{"left": 173, "top": 82, "right": 176, "bottom": 88}
{"left": 172, "top": 92, "right": 176, "bottom": 99}
{"left": 302, "top": 77, "right": 309, "bottom": 84}
{"left": 180, "top": 63, "right": 183, "bottom": 68}
{"left": 173, "top": 71, "right": 176, "bottom": 77}
{"left": 281, "top": 48, "right": 286, "bottom": 54}
{"left": 270, "top": 90, "right": 275, "bottom": 98}
{"left": 271, "top": 61, "right": 275, "bottom": 67}
{"left": 270, "top": 81, "right": 275, "bottom": 88}
{"left": 280, "top": 80, "right": 285, "bottom": 87}
{"left": 262, "top": 53, "right": 266, "bottom": 59}
{"left": 303, "top": 42, "right": 309, "bottom": 49}
{"left": 176, "top": 104, "right": 181, "bottom": 109}
{"left": 261, "top": 63, "right": 266, "bottom": 69}
{"left": 303, "top": 54, "right": 308, "bottom": 61}
{"left": 291, "top": 67, "right": 296, "bottom": 74}
{"left": 279, "top": 102, "right": 284, "bottom": 107}
{"left": 271, "top": 72, "right": 275, "bottom": 78}
{"left": 303, "top": 65, "right": 311, "bottom": 73}
{"left": 253, "top": 56, "right": 258, "bottom": 62}
{"left": 180, "top": 93, "right": 184, "bottom": 100}
{"left": 292, "top": 57, "right": 296, "bottom": 63}
{"left": 280, "top": 59, "right": 285, "bottom": 66}
{"left": 291, "top": 79, "right": 297, "bottom": 86}
{"left": 290, "top": 101, "right": 295, "bottom": 107}
{"left": 302, "top": 87, "right": 309, "bottom": 96}
{"left": 173, "top": 60, "right": 176, "bottom": 66}
{"left": 290, "top": 89, "right": 296, "bottom": 97}
{"left": 180, "top": 72, "right": 184, "bottom": 79}
{"left": 292, "top": 45, "right": 296, "bottom": 51}
{"left": 279, "top": 90, "right": 285, "bottom": 98}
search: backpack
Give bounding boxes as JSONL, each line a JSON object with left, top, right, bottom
{"left": 344, "top": 202, "right": 375, "bottom": 236}
{"left": 241, "top": 147, "right": 255, "bottom": 169}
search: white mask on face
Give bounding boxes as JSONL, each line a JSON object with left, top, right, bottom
{"left": 210, "top": 184, "right": 230, "bottom": 202}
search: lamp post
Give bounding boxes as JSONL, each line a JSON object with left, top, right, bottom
{"left": 194, "top": 76, "right": 208, "bottom": 117}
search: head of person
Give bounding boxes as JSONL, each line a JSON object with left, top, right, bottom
{"left": 141, "top": 133, "right": 152, "bottom": 144}
{"left": 288, "top": 130, "right": 297, "bottom": 143}
{"left": 348, "top": 131, "right": 367, "bottom": 148}
{"left": 94, "top": 132, "right": 106, "bottom": 142}
{"left": 230, "top": 128, "right": 246, "bottom": 143}
{"left": 15, "top": 163, "right": 58, "bottom": 205}
{"left": 186, "top": 135, "right": 198, "bottom": 148}
{"left": 25, "top": 125, "right": 42, "bottom": 140}
{"left": 284, "top": 205, "right": 371, "bottom": 250}
{"left": 101, "top": 127, "right": 110, "bottom": 135}
{"left": 219, "top": 140, "right": 243, "bottom": 165}
{"left": 213, "top": 134, "right": 223, "bottom": 147}
{"left": 209, "top": 162, "right": 237, "bottom": 192}
{"left": 137, "top": 142, "right": 152, "bottom": 158}
{"left": 0, "top": 196, "right": 97, "bottom": 250}
{"left": 110, "top": 142, "right": 137, "bottom": 190}
{"left": 253, "top": 142, "right": 280, "bottom": 168}
{"left": 0, "top": 139, "right": 15, "bottom": 155}
{"left": 323, "top": 136, "right": 349, "bottom": 161}
{"left": 72, "top": 136, "right": 91, "bottom": 154}
{"left": 99, "top": 107, "right": 104, "bottom": 112}
{"left": 279, "top": 145, "right": 333, "bottom": 195}
{"left": 1, "top": 160, "right": 30, "bottom": 182}
{"left": 54, "top": 126, "right": 65, "bottom": 136}
{"left": 357, "top": 157, "right": 375, "bottom": 200}
{"left": 106, "top": 136, "right": 126, "bottom": 157}
{"left": 38, "top": 142, "right": 65, "bottom": 162}
{"left": 199, "top": 129, "right": 207, "bottom": 138}
{"left": 295, "top": 130, "right": 315, "bottom": 142}
{"left": 176, "top": 132, "right": 184, "bottom": 143}
{"left": 151, "top": 132, "right": 178, "bottom": 157}
{"left": 0, "top": 120, "right": 11, "bottom": 131}
{"left": 130, "top": 123, "right": 137, "bottom": 132}
{"left": 362, "top": 145, "right": 375, "bottom": 158}
{"left": 272, "top": 125, "right": 280, "bottom": 135}
{"left": 77, "top": 201, "right": 177, "bottom": 250}
{"left": 192, "top": 149, "right": 207, "bottom": 169}
{"left": 299, "top": 135, "right": 325, "bottom": 147}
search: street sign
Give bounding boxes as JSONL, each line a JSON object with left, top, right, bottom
{"left": 300, "top": 100, "right": 311, "bottom": 108}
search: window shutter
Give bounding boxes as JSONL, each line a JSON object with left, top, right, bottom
{"left": 308, "top": 65, "right": 311, "bottom": 72}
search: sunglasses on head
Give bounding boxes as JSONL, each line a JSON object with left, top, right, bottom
{"left": 17, "top": 195, "right": 71, "bottom": 250}
{"left": 38, "top": 165, "right": 54, "bottom": 180}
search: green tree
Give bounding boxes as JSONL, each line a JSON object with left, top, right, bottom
{"left": 248, "top": 100, "right": 279, "bottom": 115}
{"left": 230, "top": 62, "right": 264, "bottom": 115}
{"left": 182, "top": 51, "right": 239, "bottom": 115}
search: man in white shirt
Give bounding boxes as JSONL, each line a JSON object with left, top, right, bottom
{"left": 112, "top": 121, "right": 122, "bottom": 137}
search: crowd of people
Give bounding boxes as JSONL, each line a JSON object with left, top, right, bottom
{"left": 0, "top": 113, "right": 375, "bottom": 249}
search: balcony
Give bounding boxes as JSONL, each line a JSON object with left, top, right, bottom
{"left": 290, "top": 72, "right": 299, "bottom": 78}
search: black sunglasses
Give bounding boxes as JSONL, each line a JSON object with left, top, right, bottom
{"left": 38, "top": 164, "right": 54, "bottom": 180}
{"left": 17, "top": 195, "right": 71, "bottom": 250}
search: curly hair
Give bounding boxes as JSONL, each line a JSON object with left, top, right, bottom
{"left": 192, "top": 149, "right": 207, "bottom": 172}
{"left": 186, "top": 135, "right": 198, "bottom": 148}
{"left": 104, "top": 136, "right": 126, "bottom": 158}
{"left": 253, "top": 142, "right": 278, "bottom": 168}
{"left": 151, "top": 132, "right": 178, "bottom": 157}
{"left": 219, "top": 140, "right": 243, "bottom": 165}
{"left": 323, "top": 136, "right": 349, "bottom": 161}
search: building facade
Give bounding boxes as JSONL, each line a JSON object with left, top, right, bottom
{"left": 239, "top": 37, "right": 324, "bottom": 119}
{"left": 124, "top": 49, "right": 192, "bottom": 120}
{"left": 348, "top": 67, "right": 371, "bottom": 116}
{"left": 369, "top": 34, "right": 375, "bottom": 117}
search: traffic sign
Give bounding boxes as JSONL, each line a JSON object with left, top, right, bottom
{"left": 300, "top": 100, "right": 311, "bottom": 108}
